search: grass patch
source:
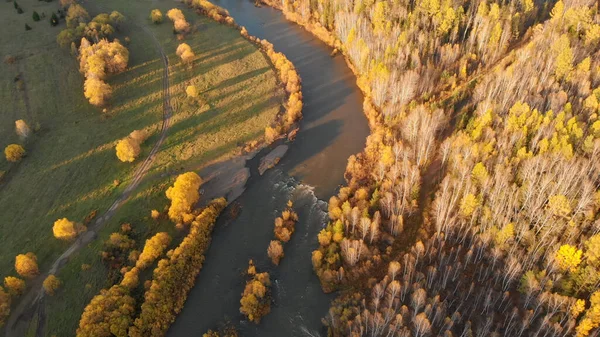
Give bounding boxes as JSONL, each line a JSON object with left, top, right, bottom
{"left": 0, "top": 0, "right": 283, "bottom": 335}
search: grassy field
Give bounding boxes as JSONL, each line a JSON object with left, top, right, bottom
{"left": 0, "top": 0, "right": 283, "bottom": 335}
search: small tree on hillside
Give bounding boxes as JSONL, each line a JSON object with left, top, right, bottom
{"left": 15, "top": 253, "right": 39, "bottom": 278}
{"left": 50, "top": 12, "right": 59, "bottom": 26}
{"left": 150, "top": 9, "right": 163, "bottom": 24}
{"left": 4, "top": 144, "right": 25, "bottom": 162}
{"left": 53, "top": 218, "right": 87, "bottom": 241}
{"left": 3, "top": 277, "right": 25, "bottom": 296}
{"left": 43, "top": 275, "right": 61, "bottom": 296}
{"left": 15, "top": 120, "right": 31, "bottom": 139}
{"left": 32, "top": 11, "right": 40, "bottom": 21}
{"left": 165, "top": 172, "right": 203, "bottom": 223}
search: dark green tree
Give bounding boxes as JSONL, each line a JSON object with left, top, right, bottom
{"left": 25, "top": 24, "right": 32, "bottom": 30}
{"left": 50, "top": 12, "right": 59, "bottom": 26}
{"left": 32, "top": 11, "right": 40, "bottom": 21}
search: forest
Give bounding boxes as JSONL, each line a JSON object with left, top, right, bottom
{"left": 254, "top": 0, "right": 600, "bottom": 335}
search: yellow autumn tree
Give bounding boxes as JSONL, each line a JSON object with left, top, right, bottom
{"left": 576, "top": 291, "right": 600, "bottom": 337}
{"left": 43, "top": 275, "right": 61, "bottom": 296}
{"left": 548, "top": 194, "right": 572, "bottom": 217}
{"left": 53, "top": 218, "right": 86, "bottom": 241}
{"left": 555, "top": 244, "right": 582, "bottom": 272}
{"left": 165, "top": 172, "right": 203, "bottom": 223}
{"left": 167, "top": 8, "right": 190, "bottom": 34}
{"left": 186, "top": 85, "right": 198, "bottom": 98}
{"left": 150, "top": 9, "right": 163, "bottom": 24}
{"left": 115, "top": 137, "right": 141, "bottom": 162}
{"left": 267, "top": 240, "right": 284, "bottom": 265}
{"left": 15, "top": 120, "right": 31, "bottom": 139}
{"left": 3, "top": 277, "right": 25, "bottom": 296}
{"left": 459, "top": 193, "right": 479, "bottom": 217}
{"left": 84, "top": 78, "right": 112, "bottom": 107}
{"left": 0, "top": 286, "right": 10, "bottom": 327}
{"left": 15, "top": 253, "right": 39, "bottom": 278}
{"left": 136, "top": 232, "right": 171, "bottom": 269}
{"left": 176, "top": 43, "right": 195, "bottom": 64}
{"left": 553, "top": 34, "right": 573, "bottom": 81}
{"left": 4, "top": 144, "right": 25, "bottom": 162}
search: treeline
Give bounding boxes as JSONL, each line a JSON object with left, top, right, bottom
{"left": 77, "top": 231, "right": 171, "bottom": 337}
{"left": 75, "top": 170, "right": 226, "bottom": 336}
{"left": 56, "top": 2, "right": 129, "bottom": 107}
{"left": 182, "top": 0, "right": 303, "bottom": 143}
{"left": 76, "top": 198, "right": 226, "bottom": 337}
{"left": 130, "top": 198, "right": 226, "bottom": 336}
{"left": 257, "top": 0, "right": 600, "bottom": 336}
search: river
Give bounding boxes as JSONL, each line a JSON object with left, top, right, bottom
{"left": 167, "top": 1, "right": 369, "bottom": 336}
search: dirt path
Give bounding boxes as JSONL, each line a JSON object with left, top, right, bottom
{"left": 3, "top": 19, "right": 173, "bottom": 337}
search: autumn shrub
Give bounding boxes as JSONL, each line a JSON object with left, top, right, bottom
{"left": 267, "top": 240, "right": 284, "bottom": 265}
{"left": 43, "top": 275, "right": 61, "bottom": 296}
{"left": 273, "top": 202, "right": 298, "bottom": 243}
{"left": 166, "top": 8, "right": 190, "bottom": 34}
{"left": 15, "top": 253, "right": 38, "bottom": 278}
{"left": 66, "top": 4, "right": 90, "bottom": 28}
{"left": 115, "top": 136, "right": 140, "bottom": 162}
{"left": 3, "top": 277, "right": 25, "bottom": 296}
{"left": 165, "top": 172, "right": 203, "bottom": 223}
{"left": 4, "top": 144, "right": 25, "bottom": 162}
{"left": 15, "top": 119, "right": 31, "bottom": 139}
{"left": 176, "top": 43, "right": 195, "bottom": 64}
{"left": 129, "top": 198, "right": 226, "bottom": 337}
{"left": 239, "top": 260, "right": 271, "bottom": 323}
{"left": 0, "top": 287, "right": 10, "bottom": 327}
{"left": 53, "top": 217, "right": 87, "bottom": 241}
{"left": 84, "top": 78, "right": 112, "bottom": 107}
{"left": 150, "top": 9, "right": 163, "bottom": 24}
{"left": 78, "top": 37, "right": 129, "bottom": 107}
{"left": 135, "top": 232, "right": 171, "bottom": 269}
{"left": 101, "top": 228, "right": 136, "bottom": 284}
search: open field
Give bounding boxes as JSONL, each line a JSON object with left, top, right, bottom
{"left": 0, "top": 0, "right": 284, "bottom": 335}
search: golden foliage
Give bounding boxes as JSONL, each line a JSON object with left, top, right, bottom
{"left": 53, "top": 218, "right": 86, "bottom": 241}
{"left": 130, "top": 199, "right": 226, "bottom": 337}
{"left": 84, "top": 78, "right": 112, "bottom": 107}
{"left": 240, "top": 261, "right": 271, "bottom": 323}
{"left": 555, "top": 244, "right": 582, "bottom": 272}
{"left": 136, "top": 232, "right": 171, "bottom": 269}
{"left": 267, "top": 240, "right": 284, "bottom": 265}
{"left": 167, "top": 8, "right": 191, "bottom": 34}
{"left": 165, "top": 172, "right": 203, "bottom": 223}
{"left": 43, "top": 275, "right": 61, "bottom": 296}
{"left": 115, "top": 137, "right": 141, "bottom": 162}
{"left": 3, "top": 277, "right": 25, "bottom": 297}
{"left": 76, "top": 284, "right": 136, "bottom": 337}
{"left": 0, "top": 286, "right": 10, "bottom": 327}
{"left": 15, "top": 253, "right": 38, "bottom": 278}
{"left": 4, "top": 144, "right": 25, "bottom": 162}
{"left": 15, "top": 120, "right": 31, "bottom": 139}
{"left": 150, "top": 9, "right": 163, "bottom": 24}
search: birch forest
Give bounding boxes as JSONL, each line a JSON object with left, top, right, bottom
{"left": 261, "top": 0, "right": 600, "bottom": 335}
